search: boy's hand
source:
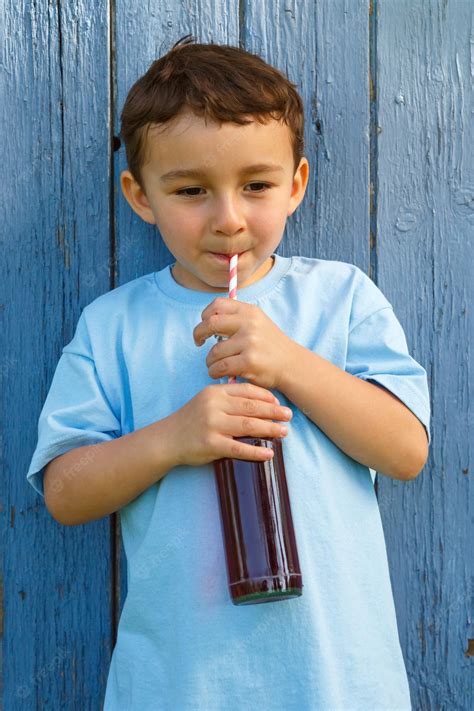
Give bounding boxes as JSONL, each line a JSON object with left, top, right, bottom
{"left": 171, "top": 383, "right": 293, "bottom": 466}
{"left": 193, "top": 297, "right": 294, "bottom": 390}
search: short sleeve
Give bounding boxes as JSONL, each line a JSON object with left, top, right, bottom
{"left": 346, "top": 305, "right": 431, "bottom": 447}
{"left": 26, "top": 310, "right": 121, "bottom": 498}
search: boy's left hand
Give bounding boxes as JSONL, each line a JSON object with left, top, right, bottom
{"left": 193, "top": 297, "right": 294, "bottom": 391}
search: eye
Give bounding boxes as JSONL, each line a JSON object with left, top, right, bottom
{"left": 175, "top": 187, "right": 205, "bottom": 197}
{"left": 174, "top": 182, "right": 273, "bottom": 198}
{"left": 246, "top": 182, "right": 272, "bottom": 193}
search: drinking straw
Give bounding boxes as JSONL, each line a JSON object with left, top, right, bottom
{"left": 227, "top": 253, "right": 239, "bottom": 384}
{"left": 216, "top": 253, "right": 238, "bottom": 384}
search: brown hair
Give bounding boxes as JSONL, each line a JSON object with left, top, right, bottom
{"left": 119, "top": 35, "right": 305, "bottom": 192}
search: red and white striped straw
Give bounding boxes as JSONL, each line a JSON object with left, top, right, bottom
{"left": 227, "top": 254, "right": 238, "bottom": 384}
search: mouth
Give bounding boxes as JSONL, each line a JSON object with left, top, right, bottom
{"left": 208, "top": 251, "right": 247, "bottom": 261}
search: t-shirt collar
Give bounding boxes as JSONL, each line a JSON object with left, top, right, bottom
{"left": 154, "top": 252, "right": 292, "bottom": 306}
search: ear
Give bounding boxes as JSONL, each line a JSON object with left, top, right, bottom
{"left": 287, "top": 157, "right": 309, "bottom": 216}
{"left": 120, "top": 170, "right": 156, "bottom": 225}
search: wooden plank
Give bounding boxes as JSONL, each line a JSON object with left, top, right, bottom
{"left": 376, "top": 1, "right": 473, "bottom": 708}
{"left": 0, "top": 1, "right": 114, "bottom": 707}
{"left": 244, "top": 0, "right": 370, "bottom": 268}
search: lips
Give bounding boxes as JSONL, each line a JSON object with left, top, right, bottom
{"left": 210, "top": 251, "right": 245, "bottom": 257}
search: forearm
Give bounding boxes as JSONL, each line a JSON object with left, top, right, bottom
{"left": 278, "top": 341, "right": 428, "bottom": 480}
{"left": 44, "top": 415, "right": 181, "bottom": 525}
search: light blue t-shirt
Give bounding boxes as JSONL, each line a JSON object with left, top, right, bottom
{"left": 27, "top": 254, "right": 431, "bottom": 710}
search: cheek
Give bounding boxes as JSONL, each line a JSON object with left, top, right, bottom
{"left": 251, "top": 208, "right": 285, "bottom": 235}
{"left": 157, "top": 207, "right": 197, "bottom": 236}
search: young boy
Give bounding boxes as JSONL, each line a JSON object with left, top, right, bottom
{"left": 27, "top": 38, "right": 430, "bottom": 710}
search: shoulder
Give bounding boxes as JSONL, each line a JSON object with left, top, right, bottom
{"left": 65, "top": 272, "right": 159, "bottom": 356}
{"left": 288, "top": 255, "right": 363, "bottom": 286}
{"left": 81, "top": 271, "right": 157, "bottom": 326}
{"left": 287, "top": 255, "right": 392, "bottom": 326}
{"left": 289, "top": 255, "right": 388, "bottom": 301}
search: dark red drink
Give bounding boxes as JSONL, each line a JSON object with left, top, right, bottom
{"left": 213, "top": 436, "right": 303, "bottom": 605}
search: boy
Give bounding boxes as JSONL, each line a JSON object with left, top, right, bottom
{"left": 27, "top": 37, "right": 430, "bottom": 710}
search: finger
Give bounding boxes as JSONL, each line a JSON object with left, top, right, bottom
{"left": 206, "top": 335, "right": 240, "bottom": 368}
{"left": 219, "top": 412, "right": 289, "bottom": 443}
{"left": 201, "top": 296, "right": 237, "bottom": 320}
{"left": 218, "top": 435, "right": 275, "bottom": 461}
{"left": 208, "top": 353, "right": 243, "bottom": 380}
{"left": 224, "top": 382, "right": 280, "bottom": 404}
{"left": 226, "top": 396, "right": 290, "bottom": 423}
{"left": 194, "top": 315, "right": 241, "bottom": 346}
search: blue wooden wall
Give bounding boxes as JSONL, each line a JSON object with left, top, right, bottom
{"left": 1, "top": 0, "right": 472, "bottom": 708}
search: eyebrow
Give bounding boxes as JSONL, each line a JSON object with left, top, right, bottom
{"left": 159, "top": 163, "right": 285, "bottom": 183}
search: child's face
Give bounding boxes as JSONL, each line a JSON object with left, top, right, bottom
{"left": 120, "top": 111, "right": 309, "bottom": 292}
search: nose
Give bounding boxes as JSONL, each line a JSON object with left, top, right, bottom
{"left": 210, "top": 194, "right": 246, "bottom": 236}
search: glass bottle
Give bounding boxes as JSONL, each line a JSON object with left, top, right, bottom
{"left": 213, "top": 370, "right": 303, "bottom": 605}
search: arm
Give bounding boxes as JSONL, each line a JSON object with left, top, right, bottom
{"left": 278, "top": 340, "right": 429, "bottom": 480}
{"left": 44, "top": 414, "right": 181, "bottom": 526}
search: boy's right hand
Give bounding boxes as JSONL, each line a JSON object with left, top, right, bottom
{"left": 170, "top": 383, "right": 293, "bottom": 466}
